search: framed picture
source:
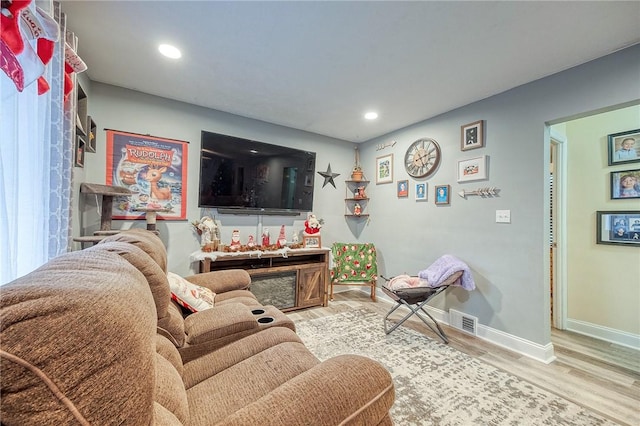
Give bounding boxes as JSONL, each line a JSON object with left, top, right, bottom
{"left": 607, "top": 129, "right": 640, "bottom": 166}
{"left": 596, "top": 211, "right": 640, "bottom": 246}
{"left": 376, "top": 153, "right": 393, "bottom": 184}
{"left": 106, "top": 130, "right": 189, "bottom": 220}
{"left": 397, "top": 180, "right": 409, "bottom": 197}
{"left": 461, "top": 120, "right": 484, "bottom": 151}
{"left": 415, "top": 183, "right": 427, "bottom": 201}
{"left": 75, "top": 135, "right": 85, "bottom": 168}
{"left": 435, "top": 184, "right": 450, "bottom": 205}
{"left": 457, "top": 155, "right": 488, "bottom": 182}
{"left": 303, "top": 235, "right": 321, "bottom": 248}
{"left": 610, "top": 169, "right": 640, "bottom": 199}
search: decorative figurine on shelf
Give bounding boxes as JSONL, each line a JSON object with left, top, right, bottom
{"left": 354, "top": 203, "right": 362, "bottom": 216}
{"left": 246, "top": 235, "right": 256, "bottom": 248}
{"left": 292, "top": 231, "right": 299, "bottom": 245}
{"left": 277, "top": 225, "right": 287, "bottom": 248}
{"left": 230, "top": 229, "right": 241, "bottom": 250}
{"left": 355, "top": 186, "right": 366, "bottom": 199}
{"left": 351, "top": 147, "right": 364, "bottom": 181}
{"left": 304, "top": 213, "right": 323, "bottom": 236}
{"left": 194, "top": 216, "right": 219, "bottom": 252}
{"left": 262, "top": 228, "right": 270, "bottom": 246}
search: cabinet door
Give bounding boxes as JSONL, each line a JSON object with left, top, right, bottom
{"left": 297, "top": 265, "right": 325, "bottom": 308}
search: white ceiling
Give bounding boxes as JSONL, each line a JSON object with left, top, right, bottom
{"left": 60, "top": 1, "right": 640, "bottom": 143}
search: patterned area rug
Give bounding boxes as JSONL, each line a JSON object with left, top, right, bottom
{"left": 294, "top": 308, "right": 617, "bottom": 426}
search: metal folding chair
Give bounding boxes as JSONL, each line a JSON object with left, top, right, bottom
{"left": 381, "top": 272, "right": 463, "bottom": 344}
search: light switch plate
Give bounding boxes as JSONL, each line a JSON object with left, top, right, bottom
{"left": 496, "top": 210, "right": 511, "bottom": 223}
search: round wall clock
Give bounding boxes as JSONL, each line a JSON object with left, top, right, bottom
{"left": 404, "top": 138, "right": 441, "bottom": 178}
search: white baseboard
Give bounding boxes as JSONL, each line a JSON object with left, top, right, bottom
{"left": 425, "top": 305, "right": 557, "bottom": 364}
{"left": 367, "top": 287, "right": 557, "bottom": 364}
{"left": 566, "top": 318, "right": 640, "bottom": 350}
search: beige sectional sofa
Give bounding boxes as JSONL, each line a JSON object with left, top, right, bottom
{"left": 0, "top": 230, "right": 395, "bottom": 425}
{"left": 96, "top": 229, "right": 297, "bottom": 362}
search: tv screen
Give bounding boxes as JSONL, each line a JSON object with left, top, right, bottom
{"left": 198, "top": 131, "right": 316, "bottom": 214}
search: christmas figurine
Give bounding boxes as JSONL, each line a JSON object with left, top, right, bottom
{"left": 303, "top": 213, "right": 322, "bottom": 235}
{"left": 261, "top": 228, "right": 270, "bottom": 246}
{"left": 230, "top": 229, "right": 241, "bottom": 250}
{"left": 246, "top": 235, "right": 255, "bottom": 248}
{"left": 277, "top": 225, "right": 287, "bottom": 248}
{"left": 292, "top": 231, "right": 299, "bottom": 245}
{"left": 354, "top": 203, "right": 362, "bottom": 216}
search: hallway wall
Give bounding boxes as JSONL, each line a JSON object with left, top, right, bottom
{"left": 564, "top": 105, "right": 640, "bottom": 338}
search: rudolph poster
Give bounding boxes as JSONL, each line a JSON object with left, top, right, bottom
{"left": 106, "top": 130, "right": 188, "bottom": 220}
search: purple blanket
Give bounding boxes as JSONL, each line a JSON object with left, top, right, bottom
{"left": 418, "top": 254, "right": 475, "bottom": 291}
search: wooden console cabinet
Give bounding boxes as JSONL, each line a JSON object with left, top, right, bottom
{"left": 197, "top": 248, "right": 330, "bottom": 312}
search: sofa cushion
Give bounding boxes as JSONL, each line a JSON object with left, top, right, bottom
{"left": 168, "top": 271, "right": 216, "bottom": 312}
{"left": 156, "top": 335, "right": 184, "bottom": 377}
{"left": 88, "top": 241, "right": 187, "bottom": 347}
{"left": 155, "top": 353, "right": 190, "bottom": 424}
{"left": 213, "top": 289, "right": 262, "bottom": 307}
{"left": 182, "top": 327, "right": 305, "bottom": 389}
{"left": 157, "top": 302, "right": 187, "bottom": 348}
{"left": 88, "top": 241, "right": 172, "bottom": 318}
{"left": 100, "top": 228, "right": 168, "bottom": 272}
{"left": 154, "top": 402, "right": 183, "bottom": 426}
{"left": 186, "top": 340, "right": 320, "bottom": 425}
{"left": 0, "top": 250, "right": 157, "bottom": 425}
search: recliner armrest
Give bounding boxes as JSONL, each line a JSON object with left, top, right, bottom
{"left": 218, "top": 354, "right": 395, "bottom": 425}
{"left": 184, "top": 269, "right": 251, "bottom": 293}
{"left": 183, "top": 303, "right": 258, "bottom": 345}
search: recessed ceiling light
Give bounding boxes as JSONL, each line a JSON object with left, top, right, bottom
{"left": 158, "top": 44, "right": 181, "bottom": 59}
{"left": 364, "top": 112, "right": 378, "bottom": 120}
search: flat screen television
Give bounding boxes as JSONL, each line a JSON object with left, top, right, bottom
{"left": 198, "top": 131, "right": 316, "bottom": 215}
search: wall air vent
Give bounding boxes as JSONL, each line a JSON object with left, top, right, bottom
{"left": 449, "top": 309, "right": 478, "bottom": 336}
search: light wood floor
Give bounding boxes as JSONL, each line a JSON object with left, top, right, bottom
{"left": 286, "top": 290, "right": 640, "bottom": 426}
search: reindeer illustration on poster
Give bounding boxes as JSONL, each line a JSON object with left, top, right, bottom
{"left": 106, "top": 130, "right": 188, "bottom": 220}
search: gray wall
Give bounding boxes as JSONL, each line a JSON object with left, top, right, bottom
{"left": 78, "top": 45, "right": 640, "bottom": 347}
{"left": 77, "top": 84, "right": 359, "bottom": 279}
{"left": 359, "top": 45, "right": 640, "bottom": 345}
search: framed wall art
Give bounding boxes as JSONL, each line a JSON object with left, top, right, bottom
{"left": 435, "top": 185, "right": 450, "bottom": 205}
{"left": 596, "top": 211, "right": 640, "bottom": 246}
{"left": 397, "top": 180, "right": 409, "bottom": 197}
{"left": 106, "top": 129, "right": 188, "bottom": 220}
{"left": 461, "top": 120, "right": 484, "bottom": 151}
{"left": 457, "top": 155, "right": 488, "bottom": 183}
{"left": 75, "top": 135, "right": 85, "bottom": 168}
{"left": 303, "top": 235, "right": 321, "bottom": 248}
{"left": 375, "top": 153, "right": 394, "bottom": 184}
{"left": 610, "top": 169, "right": 640, "bottom": 199}
{"left": 415, "top": 183, "right": 427, "bottom": 201}
{"left": 607, "top": 128, "right": 640, "bottom": 166}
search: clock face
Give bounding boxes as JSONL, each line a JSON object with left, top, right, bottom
{"left": 404, "top": 138, "right": 441, "bottom": 178}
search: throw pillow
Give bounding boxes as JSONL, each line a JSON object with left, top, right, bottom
{"left": 167, "top": 272, "right": 215, "bottom": 312}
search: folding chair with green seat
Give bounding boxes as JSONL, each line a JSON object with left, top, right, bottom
{"left": 330, "top": 243, "right": 378, "bottom": 301}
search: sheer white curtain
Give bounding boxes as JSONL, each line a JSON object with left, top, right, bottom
{"left": 0, "top": 1, "right": 72, "bottom": 284}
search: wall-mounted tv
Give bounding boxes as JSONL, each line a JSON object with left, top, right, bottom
{"left": 198, "top": 131, "right": 316, "bottom": 215}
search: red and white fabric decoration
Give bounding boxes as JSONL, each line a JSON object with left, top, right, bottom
{"left": 0, "top": 0, "right": 86, "bottom": 97}
{"left": 19, "top": 5, "right": 60, "bottom": 93}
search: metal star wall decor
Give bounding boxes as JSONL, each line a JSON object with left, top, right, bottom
{"left": 317, "top": 163, "right": 340, "bottom": 188}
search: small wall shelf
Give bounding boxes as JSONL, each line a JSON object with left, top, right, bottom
{"left": 74, "top": 82, "right": 97, "bottom": 165}
{"left": 344, "top": 178, "right": 370, "bottom": 218}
